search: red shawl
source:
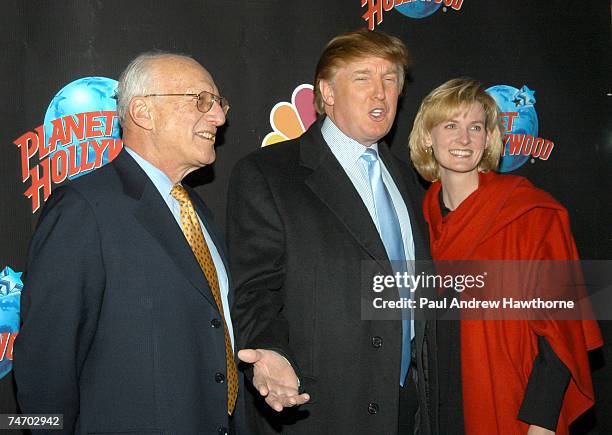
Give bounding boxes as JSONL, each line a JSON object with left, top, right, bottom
{"left": 423, "top": 171, "right": 602, "bottom": 434}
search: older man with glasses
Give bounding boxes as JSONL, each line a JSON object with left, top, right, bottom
{"left": 14, "top": 52, "right": 245, "bottom": 435}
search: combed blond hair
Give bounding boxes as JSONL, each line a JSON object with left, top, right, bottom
{"left": 409, "top": 78, "right": 503, "bottom": 182}
{"left": 314, "top": 28, "right": 411, "bottom": 114}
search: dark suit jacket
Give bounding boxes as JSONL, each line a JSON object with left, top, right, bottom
{"left": 226, "top": 121, "right": 446, "bottom": 434}
{"left": 14, "top": 150, "right": 245, "bottom": 435}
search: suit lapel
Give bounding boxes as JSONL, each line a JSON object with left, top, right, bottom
{"left": 113, "top": 151, "right": 219, "bottom": 310}
{"left": 299, "top": 123, "right": 390, "bottom": 273}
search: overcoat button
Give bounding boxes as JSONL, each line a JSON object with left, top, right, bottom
{"left": 368, "top": 402, "right": 379, "bottom": 414}
{"left": 371, "top": 336, "right": 383, "bottom": 348}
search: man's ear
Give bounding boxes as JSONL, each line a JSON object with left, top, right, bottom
{"left": 128, "top": 97, "right": 154, "bottom": 130}
{"left": 319, "top": 79, "right": 335, "bottom": 107}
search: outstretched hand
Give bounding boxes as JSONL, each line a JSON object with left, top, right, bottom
{"left": 238, "top": 348, "right": 310, "bottom": 412}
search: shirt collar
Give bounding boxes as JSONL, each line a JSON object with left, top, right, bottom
{"left": 321, "top": 117, "right": 379, "bottom": 164}
{"left": 124, "top": 146, "right": 176, "bottom": 198}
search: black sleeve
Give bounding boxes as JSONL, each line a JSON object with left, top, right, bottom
{"left": 517, "top": 335, "right": 571, "bottom": 430}
{"left": 226, "top": 157, "right": 304, "bottom": 385}
{"left": 13, "top": 186, "right": 106, "bottom": 434}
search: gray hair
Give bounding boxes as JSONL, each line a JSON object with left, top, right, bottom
{"left": 116, "top": 51, "right": 193, "bottom": 125}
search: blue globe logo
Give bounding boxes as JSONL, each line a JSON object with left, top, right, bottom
{"left": 44, "top": 77, "right": 120, "bottom": 179}
{"left": 486, "top": 85, "right": 539, "bottom": 172}
{"left": 0, "top": 266, "right": 23, "bottom": 379}
{"left": 395, "top": 1, "right": 441, "bottom": 18}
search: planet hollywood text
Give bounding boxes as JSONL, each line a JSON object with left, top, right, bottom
{"left": 501, "top": 112, "right": 554, "bottom": 161}
{"left": 13, "top": 112, "right": 123, "bottom": 212}
{"left": 361, "top": 0, "right": 464, "bottom": 30}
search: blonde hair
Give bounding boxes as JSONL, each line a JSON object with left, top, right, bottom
{"left": 314, "top": 28, "right": 411, "bottom": 114}
{"left": 409, "top": 78, "right": 503, "bottom": 182}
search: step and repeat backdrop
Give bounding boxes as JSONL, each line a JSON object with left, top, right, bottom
{"left": 1, "top": 0, "right": 610, "bottom": 432}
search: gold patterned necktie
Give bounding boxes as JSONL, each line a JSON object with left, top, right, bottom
{"left": 170, "top": 185, "right": 238, "bottom": 415}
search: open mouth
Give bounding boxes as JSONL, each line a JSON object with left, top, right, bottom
{"left": 369, "top": 108, "right": 386, "bottom": 120}
{"left": 449, "top": 149, "right": 473, "bottom": 157}
{"left": 196, "top": 131, "right": 216, "bottom": 141}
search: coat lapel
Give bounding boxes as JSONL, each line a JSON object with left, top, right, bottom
{"left": 299, "top": 122, "right": 390, "bottom": 273}
{"left": 112, "top": 151, "right": 219, "bottom": 310}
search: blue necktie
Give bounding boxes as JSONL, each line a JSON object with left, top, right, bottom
{"left": 361, "top": 148, "right": 411, "bottom": 386}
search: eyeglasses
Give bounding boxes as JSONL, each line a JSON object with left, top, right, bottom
{"left": 144, "top": 91, "right": 230, "bottom": 115}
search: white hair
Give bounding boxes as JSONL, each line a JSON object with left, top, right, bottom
{"left": 116, "top": 51, "right": 193, "bottom": 125}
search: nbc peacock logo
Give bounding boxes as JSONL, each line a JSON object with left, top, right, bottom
{"left": 262, "top": 84, "right": 316, "bottom": 147}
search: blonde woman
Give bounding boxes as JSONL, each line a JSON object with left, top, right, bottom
{"left": 409, "top": 78, "right": 602, "bottom": 434}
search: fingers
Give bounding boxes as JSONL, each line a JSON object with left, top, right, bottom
{"left": 237, "top": 348, "right": 260, "bottom": 364}
{"left": 254, "top": 377, "right": 297, "bottom": 400}
{"left": 254, "top": 376, "right": 310, "bottom": 411}
{"left": 253, "top": 379, "right": 269, "bottom": 397}
{"left": 265, "top": 395, "right": 285, "bottom": 412}
{"left": 240, "top": 348, "right": 311, "bottom": 411}
{"left": 265, "top": 392, "right": 310, "bottom": 412}
{"left": 294, "top": 393, "right": 310, "bottom": 405}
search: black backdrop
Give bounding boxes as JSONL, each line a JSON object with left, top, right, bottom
{"left": 1, "top": 1, "right": 610, "bottom": 432}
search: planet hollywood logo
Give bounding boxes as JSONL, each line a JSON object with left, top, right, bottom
{"left": 262, "top": 84, "right": 316, "bottom": 147}
{"left": 486, "top": 84, "right": 555, "bottom": 173}
{"left": 361, "top": 0, "right": 464, "bottom": 30}
{"left": 13, "top": 77, "right": 123, "bottom": 213}
{"left": 0, "top": 266, "right": 23, "bottom": 379}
